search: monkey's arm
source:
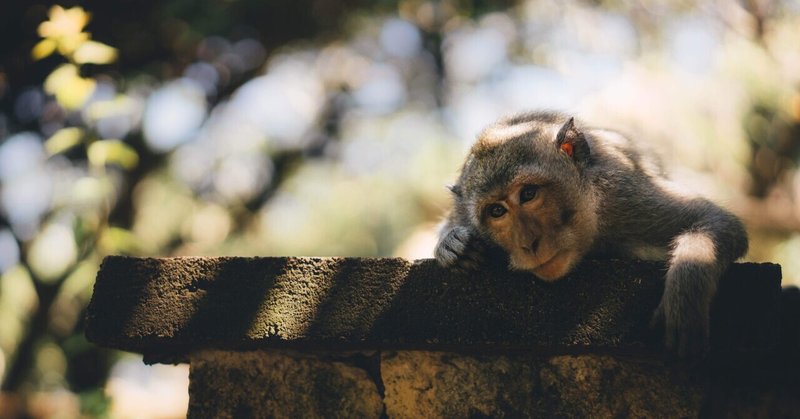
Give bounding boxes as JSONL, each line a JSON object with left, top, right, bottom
{"left": 657, "top": 200, "right": 747, "bottom": 358}
{"left": 607, "top": 182, "right": 748, "bottom": 357}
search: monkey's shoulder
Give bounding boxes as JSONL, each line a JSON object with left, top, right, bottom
{"left": 585, "top": 128, "right": 665, "bottom": 180}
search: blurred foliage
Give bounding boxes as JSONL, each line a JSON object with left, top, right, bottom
{"left": 0, "top": 0, "right": 799, "bottom": 417}
{"left": 35, "top": 6, "right": 117, "bottom": 111}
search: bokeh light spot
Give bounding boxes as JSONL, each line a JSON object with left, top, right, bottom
{"left": 0, "top": 132, "right": 44, "bottom": 181}
{"left": 444, "top": 27, "right": 508, "bottom": 82}
{"left": 352, "top": 64, "right": 407, "bottom": 114}
{"left": 27, "top": 221, "right": 78, "bottom": 282}
{"left": 0, "top": 229, "right": 20, "bottom": 273}
{"left": 143, "top": 79, "right": 207, "bottom": 153}
{"left": 380, "top": 18, "right": 422, "bottom": 58}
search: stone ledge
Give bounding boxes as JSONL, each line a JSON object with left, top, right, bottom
{"left": 85, "top": 256, "right": 782, "bottom": 359}
{"left": 86, "top": 256, "right": 800, "bottom": 417}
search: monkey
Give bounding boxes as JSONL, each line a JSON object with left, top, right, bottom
{"left": 434, "top": 110, "right": 748, "bottom": 358}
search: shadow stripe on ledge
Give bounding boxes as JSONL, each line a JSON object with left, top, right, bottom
{"left": 86, "top": 256, "right": 782, "bottom": 359}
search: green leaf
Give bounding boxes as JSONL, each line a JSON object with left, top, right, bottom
{"left": 99, "top": 227, "right": 140, "bottom": 254}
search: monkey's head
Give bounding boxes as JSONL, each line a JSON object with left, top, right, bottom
{"left": 451, "top": 112, "right": 599, "bottom": 281}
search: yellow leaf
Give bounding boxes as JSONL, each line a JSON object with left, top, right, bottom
{"left": 45, "top": 127, "right": 85, "bottom": 155}
{"left": 44, "top": 64, "right": 96, "bottom": 110}
{"left": 38, "top": 5, "right": 91, "bottom": 38}
{"left": 73, "top": 40, "right": 118, "bottom": 65}
{"left": 55, "top": 32, "right": 89, "bottom": 56}
{"left": 85, "top": 95, "right": 139, "bottom": 121}
{"left": 37, "top": 5, "right": 92, "bottom": 57}
{"left": 44, "top": 64, "right": 75, "bottom": 93}
{"left": 88, "top": 139, "right": 139, "bottom": 170}
{"left": 32, "top": 39, "right": 57, "bottom": 60}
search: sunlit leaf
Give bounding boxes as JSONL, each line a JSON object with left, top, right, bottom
{"left": 56, "top": 32, "right": 90, "bottom": 56}
{"left": 70, "top": 176, "right": 114, "bottom": 208}
{"left": 0, "top": 265, "right": 38, "bottom": 316}
{"left": 0, "top": 265, "right": 38, "bottom": 353}
{"left": 32, "top": 39, "right": 57, "bottom": 61}
{"left": 44, "top": 64, "right": 96, "bottom": 110}
{"left": 99, "top": 227, "right": 140, "bottom": 254}
{"left": 73, "top": 40, "right": 118, "bottom": 65}
{"left": 45, "top": 127, "right": 85, "bottom": 155}
{"left": 48, "top": 258, "right": 101, "bottom": 336}
{"left": 37, "top": 5, "right": 90, "bottom": 39}
{"left": 27, "top": 223, "right": 78, "bottom": 283}
{"left": 36, "top": 6, "right": 92, "bottom": 57}
{"left": 85, "top": 95, "right": 139, "bottom": 121}
{"left": 44, "top": 64, "right": 76, "bottom": 92}
{"left": 61, "top": 259, "right": 99, "bottom": 296}
{"left": 34, "top": 342, "right": 67, "bottom": 377}
{"left": 87, "top": 139, "right": 139, "bottom": 170}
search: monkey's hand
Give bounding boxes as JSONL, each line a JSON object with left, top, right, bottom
{"left": 650, "top": 280, "right": 712, "bottom": 359}
{"left": 434, "top": 225, "right": 487, "bottom": 272}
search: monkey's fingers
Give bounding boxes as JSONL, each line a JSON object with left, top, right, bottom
{"left": 435, "top": 244, "right": 462, "bottom": 268}
{"left": 434, "top": 226, "right": 471, "bottom": 268}
{"left": 660, "top": 312, "right": 710, "bottom": 359}
{"left": 453, "top": 243, "right": 487, "bottom": 273}
{"left": 452, "top": 257, "right": 480, "bottom": 274}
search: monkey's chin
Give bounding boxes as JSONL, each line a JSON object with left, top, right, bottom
{"left": 510, "top": 250, "right": 574, "bottom": 282}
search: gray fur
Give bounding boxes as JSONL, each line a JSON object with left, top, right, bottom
{"left": 434, "top": 225, "right": 470, "bottom": 267}
{"left": 435, "top": 110, "right": 748, "bottom": 357}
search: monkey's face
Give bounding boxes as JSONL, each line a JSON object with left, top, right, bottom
{"left": 454, "top": 112, "right": 598, "bottom": 280}
{"left": 478, "top": 176, "right": 595, "bottom": 281}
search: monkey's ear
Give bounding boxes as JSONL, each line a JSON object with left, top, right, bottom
{"left": 448, "top": 184, "right": 463, "bottom": 197}
{"left": 556, "top": 117, "right": 590, "bottom": 161}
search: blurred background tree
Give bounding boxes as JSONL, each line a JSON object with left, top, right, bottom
{"left": 0, "top": 0, "right": 798, "bottom": 417}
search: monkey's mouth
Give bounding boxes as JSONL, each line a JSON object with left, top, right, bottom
{"left": 511, "top": 250, "right": 571, "bottom": 281}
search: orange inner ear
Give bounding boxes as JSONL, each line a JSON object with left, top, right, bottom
{"left": 560, "top": 142, "right": 573, "bottom": 157}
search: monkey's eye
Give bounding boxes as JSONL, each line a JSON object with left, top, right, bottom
{"left": 487, "top": 203, "right": 507, "bottom": 218}
{"left": 519, "top": 185, "right": 539, "bottom": 203}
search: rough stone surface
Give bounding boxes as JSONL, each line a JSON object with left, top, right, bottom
{"left": 381, "top": 351, "right": 702, "bottom": 418}
{"left": 187, "top": 349, "right": 800, "bottom": 418}
{"left": 86, "top": 256, "right": 782, "bottom": 358}
{"left": 188, "top": 349, "right": 383, "bottom": 418}
{"left": 85, "top": 257, "right": 800, "bottom": 417}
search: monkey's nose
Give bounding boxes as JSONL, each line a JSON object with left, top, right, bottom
{"left": 522, "top": 238, "right": 541, "bottom": 253}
